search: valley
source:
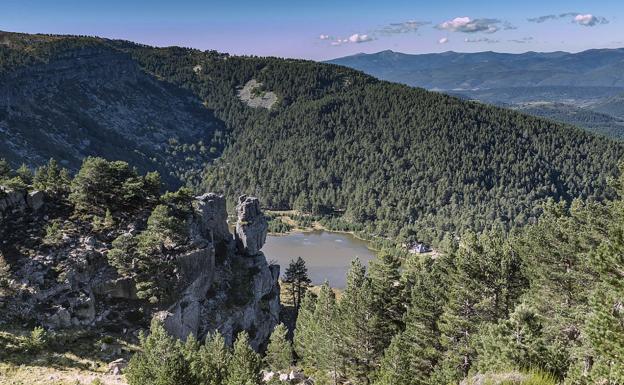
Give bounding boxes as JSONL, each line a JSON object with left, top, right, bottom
{"left": 1, "top": 28, "right": 624, "bottom": 385}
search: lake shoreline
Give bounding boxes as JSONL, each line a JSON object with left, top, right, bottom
{"left": 263, "top": 229, "right": 378, "bottom": 289}
{"left": 264, "top": 210, "right": 383, "bottom": 252}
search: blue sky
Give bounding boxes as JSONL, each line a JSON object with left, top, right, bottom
{"left": 2, "top": 0, "right": 623, "bottom": 60}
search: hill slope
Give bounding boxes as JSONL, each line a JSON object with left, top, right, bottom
{"left": 0, "top": 32, "right": 227, "bottom": 187}
{"left": 1, "top": 32, "right": 622, "bottom": 240}
{"left": 328, "top": 49, "right": 624, "bottom": 138}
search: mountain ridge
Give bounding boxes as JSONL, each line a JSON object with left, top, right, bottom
{"left": 1, "top": 31, "right": 622, "bottom": 240}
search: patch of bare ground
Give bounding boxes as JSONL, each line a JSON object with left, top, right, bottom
{"left": 237, "top": 79, "right": 278, "bottom": 109}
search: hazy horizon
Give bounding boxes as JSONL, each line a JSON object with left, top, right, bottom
{"left": 2, "top": 0, "right": 623, "bottom": 60}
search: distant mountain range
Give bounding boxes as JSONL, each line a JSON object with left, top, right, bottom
{"left": 328, "top": 49, "right": 624, "bottom": 138}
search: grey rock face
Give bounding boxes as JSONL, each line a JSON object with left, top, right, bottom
{"left": 158, "top": 246, "right": 216, "bottom": 340}
{"left": 160, "top": 194, "right": 279, "bottom": 349}
{"left": 0, "top": 187, "right": 44, "bottom": 219}
{"left": 193, "top": 193, "right": 231, "bottom": 245}
{"left": 199, "top": 252, "right": 280, "bottom": 350}
{"left": 235, "top": 195, "right": 268, "bottom": 256}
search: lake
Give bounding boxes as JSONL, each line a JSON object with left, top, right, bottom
{"left": 262, "top": 230, "right": 377, "bottom": 289}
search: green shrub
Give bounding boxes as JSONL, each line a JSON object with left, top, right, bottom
{"left": 22, "top": 326, "right": 47, "bottom": 352}
{"left": 43, "top": 220, "right": 64, "bottom": 246}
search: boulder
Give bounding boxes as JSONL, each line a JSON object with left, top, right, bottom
{"left": 92, "top": 277, "right": 137, "bottom": 299}
{"left": 27, "top": 191, "right": 44, "bottom": 211}
{"left": 107, "top": 358, "right": 127, "bottom": 375}
{"left": 0, "top": 188, "right": 44, "bottom": 215}
{"left": 48, "top": 307, "right": 72, "bottom": 329}
{"left": 0, "top": 188, "right": 26, "bottom": 213}
{"left": 235, "top": 195, "right": 268, "bottom": 256}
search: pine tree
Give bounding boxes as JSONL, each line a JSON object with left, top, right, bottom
{"left": 374, "top": 259, "right": 444, "bottom": 385}
{"left": 103, "top": 208, "right": 115, "bottom": 229}
{"left": 283, "top": 257, "right": 311, "bottom": 310}
{"left": 33, "top": 158, "right": 70, "bottom": 194}
{"left": 585, "top": 172, "right": 624, "bottom": 384}
{"left": 294, "top": 282, "right": 339, "bottom": 384}
{"left": 0, "top": 159, "right": 10, "bottom": 180}
{"left": 436, "top": 232, "right": 525, "bottom": 383}
{"left": 337, "top": 258, "right": 376, "bottom": 385}
{"left": 15, "top": 164, "right": 32, "bottom": 185}
{"left": 226, "top": 331, "right": 262, "bottom": 385}
{"left": 265, "top": 323, "right": 292, "bottom": 372}
{"left": 294, "top": 291, "right": 317, "bottom": 370}
{"left": 367, "top": 251, "right": 405, "bottom": 355}
{"left": 313, "top": 283, "right": 340, "bottom": 384}
{"left": 475, "top": 303, "right": 564, "bottom": 376}
{"left": 193, "top": 332, "right": 231, "bottom": 385}
{"left": 126, "top": 320, "right": 195, "bottom": 385}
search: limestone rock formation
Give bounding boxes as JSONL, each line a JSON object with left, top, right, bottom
{"left": 0, "top": 191, "right": 280, "bottom": 351}
{"left": 235, "top": 195, "right": 268, "bottom": 256}
{"left": 159, "top": 194, "right": 279, "bottom": 349}
{"left": 192, "top": 192, "right": 231, "bottom": 245}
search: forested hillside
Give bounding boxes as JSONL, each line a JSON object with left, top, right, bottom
{"left": 329, "top": 49, "right": 624, "bottom": 139}
{"left": 0, "top": 32, "right": 228, "bottom": 187}
{"left": 1, "top": 32, "right": 623, "bottom": 241}
{"left": 290, "top": 166, "right": 624, "bottom": 384}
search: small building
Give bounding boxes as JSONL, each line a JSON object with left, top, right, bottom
{"left": 408, "top": 242, "right": 431, "bottom": 254}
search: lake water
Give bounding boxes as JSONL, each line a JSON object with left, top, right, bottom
{"left": 262, "top": 230, "right": 377, "bottom": 289}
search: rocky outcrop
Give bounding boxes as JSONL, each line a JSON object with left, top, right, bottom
{"left": 235, "top": 195, "right": 268, "bottom": 256}
{"left": 0, "top": 187, "right": 44, "bottom": 220}
{"left": 160, "top": 193, "right": 279, "bottom": 349}
{"left": 0, "top": 191, "right": 280, "bottom": 351}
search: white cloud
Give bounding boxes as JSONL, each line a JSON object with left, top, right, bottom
{"left": 573, "top": 14, "right": 607, "bottom": 26}
{"left": 319, "top": 34, "right": 330, "bottom": 40}
{"left": 348, "top": 33, "right": 373, "bottom": 43}
{"left": 327, "top": 34, "right": 373, "bottom": 46}
{"left": 438, "top": 37, "right": 449, "bottom": 44}
{"left": 436, "top": 16, "right": 502, "bottom": 33}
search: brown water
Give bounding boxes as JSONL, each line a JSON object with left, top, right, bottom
{"left": 263, "top": 230, "right": 377, "bottom": 289}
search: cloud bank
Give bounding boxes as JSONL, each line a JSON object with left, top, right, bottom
{"left": 528, "top": 12, "right": 608, "bottom": 26}
{"left": 436, "top": 17, "right": 503, "bottom": 33}
{"left": 379, "top": 20, "right": 430, "bottom": 34}
{"left": 326, "top": 33, "right": 374, "bottom": 46}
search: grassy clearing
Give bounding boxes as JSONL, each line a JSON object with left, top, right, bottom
{"left": 0, "top": 326, "right": 138, "bottom": 385}
{"left": 463, "top": 369, "right": 558, "bottom": 385}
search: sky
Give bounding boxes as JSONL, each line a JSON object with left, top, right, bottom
{"left": 2, "top": 0, "right": 623, "bottom": 60}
